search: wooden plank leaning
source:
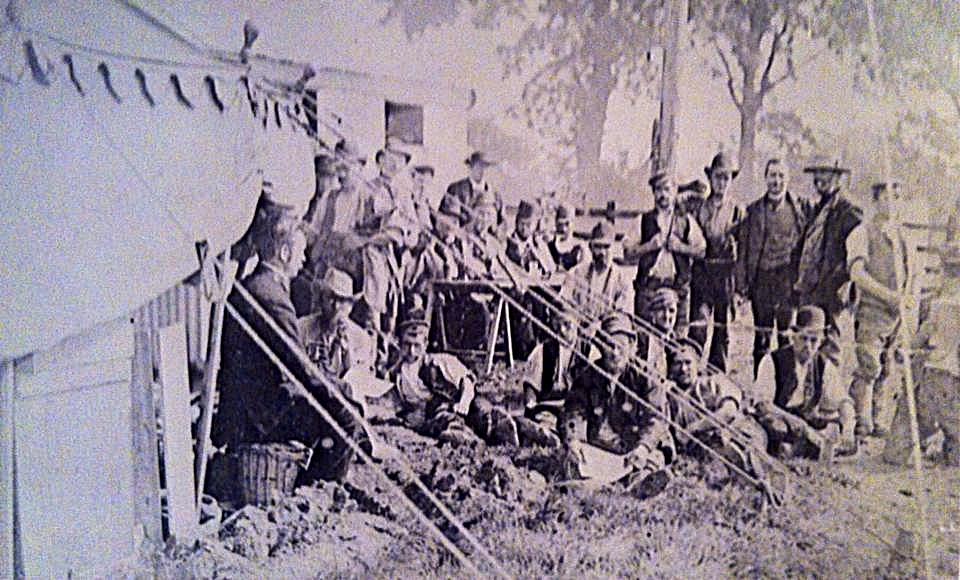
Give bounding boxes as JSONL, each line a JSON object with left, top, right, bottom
{"left": 194, "top": 249, "right": 238, "bottom": 508}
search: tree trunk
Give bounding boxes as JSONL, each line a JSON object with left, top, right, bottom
{"left": 573, "top": 57, "right": 616, "bottom": 198}
{"left": 738, "top": 91, "right": 760, "bottom": 204}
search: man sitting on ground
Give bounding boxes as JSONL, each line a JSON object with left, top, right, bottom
{"left": 754, "top": 306, "right": 857, "bottom": 459}
{"left": 559, "top": 312, "right": 674, "bottom": 497}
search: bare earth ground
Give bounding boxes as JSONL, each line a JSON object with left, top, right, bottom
{"left": 115, "top": 304, "right": 959, "bottom": 579}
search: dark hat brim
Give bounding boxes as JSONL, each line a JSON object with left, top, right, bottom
{"left": 803, "top": 166, "right": 850, "bottom": 174}
{"left": 704, "top": 166, "right": 740, "bottom": 179}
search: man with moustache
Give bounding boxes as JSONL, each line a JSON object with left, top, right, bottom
{"left": 735, "top": 158, "right": 811, "bottom": 392}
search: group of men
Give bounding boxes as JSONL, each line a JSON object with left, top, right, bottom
{"left": 209, "top": 138, "right": 958, "bottom": 506}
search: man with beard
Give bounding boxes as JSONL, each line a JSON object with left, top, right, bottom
{"left": 795, "top": 154, "right": 862, "bottom": 364}
{"left": 560, "top": 220, "right": 631, "bottom": 321}
{"left": 624, "top": 171, "right": 705, "bottom": 336}
{"left": 735, "top": 158, "right": 810, "bottom": 389}
{"left": 688, "top": 152, "right": 744, "bottom": 371}
{"left": 214, "top": 213, "right": 368, "bottom": 489}
{"left": 559, "top": 312, "right": 674, "bottom": 497}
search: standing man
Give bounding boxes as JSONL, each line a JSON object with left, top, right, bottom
{"left": 688, "top": 151, "right": 744, "bottom": 371}
{"left": 293, "top": 154, "right": 344, "bottom": 315}
{"left": 846, "top": 181, "right": 911, "bottom": 438}
{"left": 442, "top": 151, "right": 497, "bottom": 226}
{"left": 624, "top": 171, "right": 706, "bottom": 336}
{"left": 736, "top": 158, "right": 810, "bottom": 382}
{"left": 548, "top": 203, "right": 584, "bottom": 271}
{"left": 795, "top": 154, "right": 862, "bottom": 364}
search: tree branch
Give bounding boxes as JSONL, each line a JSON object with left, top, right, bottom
{"left": 760, "top": 16, "right": 789, "bottom": 95}
{"left": 712, "top": 38, "right": 743, "bottom": 111}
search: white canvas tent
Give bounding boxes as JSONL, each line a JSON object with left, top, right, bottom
{"left": 0, "top": 1, "right": 473, "bottom": 576}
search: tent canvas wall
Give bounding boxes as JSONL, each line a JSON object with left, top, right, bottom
{"left": 1, "top": 1, "right": 473, "bottom": 576}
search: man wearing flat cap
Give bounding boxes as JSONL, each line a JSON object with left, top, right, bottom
{"left": 637, "top": 286, "right": 680, "bottom": 377}
{"left": 561, "top": 220, "right": 630, "bottom": 321}
{"left": 795, "top": 153, "right": 862, "bottom": 363}
{"left": 688, "top": 151, "right": 745, "bottom": 371}
{"left": 548, "top": 203, "right": 584, "bottom": 271}
{"left": 624, "top": 171, "right": 706, "bottom": 337}
{"left": 559, "top": 311, "right": 674, "bottom": 497}
{"left": 442, "top": 150, "right": 499, "bottom": 226}
{"left": 845, "top": 180, "right": 910, "bottom": 439}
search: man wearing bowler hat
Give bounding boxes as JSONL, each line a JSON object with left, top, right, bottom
{"left": 795, "top": 154, "right": 862, "bottom": 364}
{"left": 442, "top": 151, "right": 498, "bottom": 226}
{"left": 688, "top": 151, "right": 745, "bottom": 371}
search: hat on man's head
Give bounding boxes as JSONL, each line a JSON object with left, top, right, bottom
{"left": 334, "top": 139, "right": 366, "bottom": 165}
{"left": 791, "top": 305, "right": 827, "bottom": 333}
{"left": 669, "top": 337, "right": 703, "bottom": 363}
{"left": 322, "top": 268, "right": 361, "bottom": 301}
{"left": 413, "top": 164, "right": 435, "bottom": 176}
{"left": 647, "top": 287, "right": 679, "bottom": 313}
{"left": 465, "top": 151, "right": 496, "bottom": 167}
{"left": 555, "top": 203, "right": 574, "bottom": 221}
{"left": 704, "top": 151, "right": 739, "bottom": 179}
{"left": 516, "top": 200, "right": 538, "bottom": 220}
{"left": 648, "top": 170, "right": 673, "bottom": 188}
{"left": 398, "top": 310, "right": 430, "bottom": 342}
{"left": 803, "top": 153, "right": 850, "bottom": 174}
{"left": 588, "top": 220, "right": 615, "bottom": 246}
{"left": 601, "top": 311, "right": 636, "bottom": 339}
{"left": 314, "top": 154, "right": 343, "bottom": 177}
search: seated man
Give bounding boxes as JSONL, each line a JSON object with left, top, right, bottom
{"left": 382, "top": 313, "right": 525, "bottom": 446}
{"left": 523, "top": 308, "right": 585, "bottom": 414}
{"left": 213, "top": 213, "right": 368, "bottom": 490}
{"left": 637, "top": 287, "right": 680, "bottom": 377}
{"left": 299, "top": 268, "right": 376, "bottom": 379}
{"left": 754, "top": 306, "right": 857, "bottom": 459}
{"left": 558, "top": 312, "right": 674, "bottom": 497}
{"left": 666, "top": 340, "right": 779, "bottom": 503}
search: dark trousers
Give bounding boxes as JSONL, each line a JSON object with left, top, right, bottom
{"left": 750, "top": 265, "right": 796, "bottom": 378}
{"left": 689, "top": 302, "right": 730, "bottom": 371}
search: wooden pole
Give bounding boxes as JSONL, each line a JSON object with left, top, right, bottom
{"left": 193, "top": 250, "right": 237, "bottom": 508}
{"left": 654, "top": 0, "right": 686, "bottom": 175}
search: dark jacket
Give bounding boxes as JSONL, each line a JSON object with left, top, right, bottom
{"left": 799, "top": 196, "right": 862, "bottom": 313}
{"left": 214, "top": 263, "right": 360, "bottom": 460}
{"left": 442, "top": 178, "right": 489, "bottom": 225}
{"left": 735, "top": 192, "right": 811, "bottom": 298}
{"left": 634, "top": 210, "right": 698, "bottom": 289}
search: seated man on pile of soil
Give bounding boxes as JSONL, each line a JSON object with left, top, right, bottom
{"left": 666, "top": 339, "right": 781, "bottom": 504}
{"left": 381, "top": 311, "right": 558, "bottom": 447}
{"left": 213, "top": 212, "right": 369, "bottom": 494}
{"left": 558, "top": 311, "right": 674, "bottom": 498}
{"left": 753, "top": 306, "right": 857, "bottom": 460}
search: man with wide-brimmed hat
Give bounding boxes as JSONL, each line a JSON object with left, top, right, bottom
{"left": 441, "top": 150, "right": 499, "bottom": 226}
{"left": 735, "top": 157, "right": 812, "bottom": 382}
{"left": 845, "top": 180, "right": 911, "bottom": 438}
{"left": 560, "top": 220, "right": 630, "bottom": 321}
{"left": 558, "top": 311, "right": 674, "bottom": 498}
{"left": 299, "top": 268, "right": 375, "bottom": 379}
{"left": 688, "top": 151, "right": 745, "bottom": 371}
{"left": 548, "top": 203, "right": 584, "bottom": 271}
{"left": 624, "top": 171, "right": 706, "bottom": 337}
{"left": 762, "top": 305, "right": 857, "bottom": 458}
{"left": 795, "top": 153, "right": 862, "bottom": 363}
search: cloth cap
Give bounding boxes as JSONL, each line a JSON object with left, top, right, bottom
{"left": 705, "top": 151, "right": 739, "bottom": 179}
{"left": 792, "top": 305, "right": 827, "bottom": 332}
{"left": 465, "top": 151, "right": 496, "bottom": 167}
{"left": 803, "top": 153, "right": 850, "bottom": 174}
{"left": 555, "top": 203, "right": 574, "bottom": 221}
{"left": 323, "top": 268, "right": 360, "bottom": 300}
{"left": 588, "top": 220, "right": 615, "bottom": 246}
{"left": 516, "top": 200, "right": 538, "bottom": 220}
{"left": 646, "top": 287, "right": 679, "bottom": 313}
{"left": 398, "top": 311, "right": 430, "bottom": 342}
{"left": 600, "top": 311, "right": 636, "bottom": 339}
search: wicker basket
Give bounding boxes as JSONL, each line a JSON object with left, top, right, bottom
{"left": 235, "top": 442, "right": 310, "bottom": 506}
